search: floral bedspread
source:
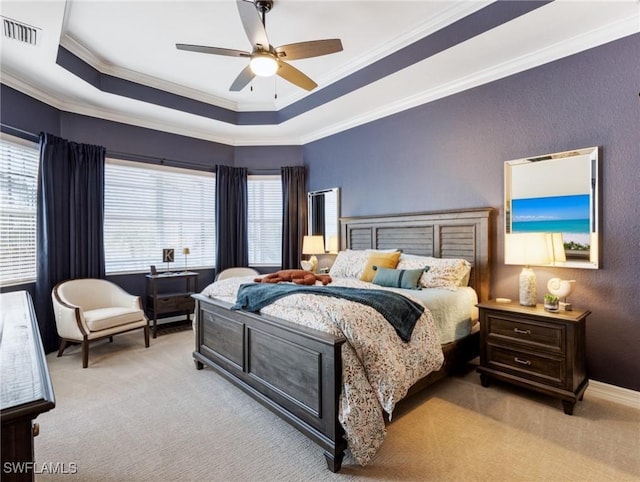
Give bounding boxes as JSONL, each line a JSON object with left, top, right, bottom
{"left": 200, "top": 277, "right": 444, "bottom": 465}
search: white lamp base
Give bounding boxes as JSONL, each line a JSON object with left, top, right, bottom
{"left": 519, "top": 267, "right": 537, "bottom": 306}
{"left": 301, "top": 256, "right": 318, "bottom": 273}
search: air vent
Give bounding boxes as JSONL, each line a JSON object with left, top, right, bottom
{"left": 2, "top": 16, "right": 40, "bottom": 46}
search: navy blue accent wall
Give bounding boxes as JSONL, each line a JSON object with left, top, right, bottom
{"left": 1, "top": 85, "right": 61, "bottom": 138}
{"left": 305, "top": 34, "right": 640, "bottom": 391}
{"left": 235, "top": 145, "right": 303, "bottom": 171}
{"left": 59, "top": 112, "right": 234, "bottom": 171}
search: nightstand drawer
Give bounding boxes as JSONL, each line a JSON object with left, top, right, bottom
{"left": 487, "top": 344, "right": 566, "bottom": 387}
{"left": 156, "top": 295, "right": 194, "bottom": 312}
{"left": 486, "top": 314, "right": 564, "bottom": 353}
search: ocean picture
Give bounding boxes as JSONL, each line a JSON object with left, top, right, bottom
{"left": 511, "top": 194, "right": 591, "bottom": 247}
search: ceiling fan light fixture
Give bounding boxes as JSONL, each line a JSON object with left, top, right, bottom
{"left": 250, "top": 52, "right": 278, "bottom": 77}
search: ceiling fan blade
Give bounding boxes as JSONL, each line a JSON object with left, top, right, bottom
{"left": 276, "top": 60, "right": 317, "bottom": 91}
{"left": 276, "top": 39, "right": 343, "bottom": 60}
{"left": 229, "top": 64, "right": 255, "bottom": 92}
{"left": 176, "top": 44, "right": 250, "bottom": 58}
{"left": 236, "top": 0, "right": 270, "bottom": 50}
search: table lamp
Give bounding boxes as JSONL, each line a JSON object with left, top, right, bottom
{"left": 328, "top": 235, "right": 339, "bottom": 254}
{"left": 302, "top": 235, "right": 325, "bottom": 273}
{"left": 505, "top": 233, "right": 551, "bottom": 306}
{"left": 182, "top": 247, "right": 190, "bottom": 272}
{"left": 546, "top": 232, "right": 566, "bottom": 266}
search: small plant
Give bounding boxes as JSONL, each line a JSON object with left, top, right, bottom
{"left": 544, "top": 293, "right": 559, "bottom": 304}
{"left": 544, "top": 293, "right": 559, "bottom": 312}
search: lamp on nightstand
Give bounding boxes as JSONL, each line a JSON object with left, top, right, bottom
{"left": 505, "top": 233, "right": 551, "bottom": 307}
{"left": 302, "top": 235, "right": 325, "bottom": 273}
{"left": 182, "top": 247, "right": 190, "bottom": 272}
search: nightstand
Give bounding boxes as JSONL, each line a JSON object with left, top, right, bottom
{"left": 476, "top": 300, "right": 590, "bottom": 415}
{"left": 145, "top": 272, "right": 198, "bottom": 338}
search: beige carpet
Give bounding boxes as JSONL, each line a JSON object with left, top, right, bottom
{"left": 35, "top": 329, "right": 640, "bottom": 481}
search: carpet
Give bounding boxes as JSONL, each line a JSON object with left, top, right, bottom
{"left": 34, "top": 330, "right": 640, "bottom": 481}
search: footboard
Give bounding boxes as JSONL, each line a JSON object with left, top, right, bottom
{"left": 192, "top": 293, "right": 347, "bottom": 472}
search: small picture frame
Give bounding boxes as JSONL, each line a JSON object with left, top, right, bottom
{"left": 150, "top": 265, "right": 157, "bottom": 275}
{"left": 162, "top": 248, "right": 174, "bottom": 263}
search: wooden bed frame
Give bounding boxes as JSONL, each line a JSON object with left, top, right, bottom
{"left": 192, "top": 208, "right": 493, "bottom": 472}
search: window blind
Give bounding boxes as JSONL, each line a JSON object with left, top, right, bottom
{"left": 0, "top": 134, "right": 39, "bottom": 286}
{"left": 104, "top": 159, "right": 215, "bottom": 274}
{"left": 248, "top": 175, "right": 282, "bottom": 266}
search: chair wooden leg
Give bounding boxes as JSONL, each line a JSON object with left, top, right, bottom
{"left": 57, "top": 339, "right": 69, "bottom": 357}
{"left": 82, "top": 339, "right": 89, "bottom": 368}
{"left": 143, "top": 325, "right": 150, "bottom": 348}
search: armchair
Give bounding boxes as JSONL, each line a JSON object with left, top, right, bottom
{"left": 52, "top": 279, "right": 150, "bottom": 368}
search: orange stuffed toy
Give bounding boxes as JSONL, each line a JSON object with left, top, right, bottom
{"left": 254, "top": 269, "right": 332, "bottom": 286}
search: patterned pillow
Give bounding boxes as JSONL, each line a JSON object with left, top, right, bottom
{"left": 359, "top": 251, "right": 401, "bottom": 282}
{"left": 329, "top": 250, "right": 370, "bottom": 278}
{"left": 371, "top": 267, "right": 427, "bottom": 290}
{"left": 397, "top": 254, "right": 471, "bottom": 290}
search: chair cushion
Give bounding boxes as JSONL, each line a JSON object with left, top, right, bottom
{"left": 84, "top": 307, "right": 145, "bottom": 332}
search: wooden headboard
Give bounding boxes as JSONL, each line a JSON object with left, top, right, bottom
{"left": 340, "top": 208, "right": 494, "bottom": 302}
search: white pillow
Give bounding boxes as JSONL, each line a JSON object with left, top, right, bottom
{"left": 329, "top": 250, "right": 369, "bottom": 278}
{"left": 397, "top": 254, "right": 471, "bottom": 290}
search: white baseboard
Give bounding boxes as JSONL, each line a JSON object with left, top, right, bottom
{"left": 587, "top": 380, "right": 640, "bottom": 410}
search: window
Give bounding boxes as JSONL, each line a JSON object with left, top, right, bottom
{"left": 0, "top": 134, "right": 39, "bottom": 286}
{"left": 104, "top": 159, "right": 215, "bottom": 274}
{"left": 248, "top": 175, "right": 282, "bottom": 266}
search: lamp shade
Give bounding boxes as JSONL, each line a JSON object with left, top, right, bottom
{"left": 505, "top": 233, "right": 551, "bottom": 266}
{"left": 182, "top": 247, "right": 190, "bottom": 255}
{"left": 302, "top": 235, "right": 325, "bottom": 255}
{"left": 546, "top": 233, "right": 566, "bottom": 264}
{"left": 328, "top": 235, "right": 339, "bottom": 254}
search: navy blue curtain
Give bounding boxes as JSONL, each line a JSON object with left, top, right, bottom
{"left": 215, "top": 165, "right": 248, "bottom": 274}
{"left": 281, "top": 166, "right": 307, "bottom": 270}
{"left": 35, "top": 133, "right": 106, "bottom": 353}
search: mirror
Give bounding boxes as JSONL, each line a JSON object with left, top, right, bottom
{"left": 505, "top": 146, "right": 599, "bottom": 269}
{"left": 308, "top": 187, "right": 340, "bottom": 253}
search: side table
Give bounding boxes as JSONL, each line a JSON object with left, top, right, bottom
{"left": 476, "top": 300, "right": 589, "bottom": 415}
{"left": 145, "top": 271, "right": 199, "bottom": 338}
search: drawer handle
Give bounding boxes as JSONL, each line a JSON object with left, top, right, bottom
{"left": 514, "top": 357, "right": 531, "bottom": 366}
{"left": 513, "top": 328, "right": 531, "bottom": 335}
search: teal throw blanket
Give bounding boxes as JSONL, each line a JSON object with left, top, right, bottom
{"left": 233, "top": 283, "right": 424, "bottom": 342}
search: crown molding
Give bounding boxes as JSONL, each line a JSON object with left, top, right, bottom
{"left": 5, "top": 12, "right": 637, "bottom": 147}
{"left": 58, "top": 1, "right": 491, "bottom": 113}
{"left": 59, "top": 34, "right": 241, "bottom": 112}
{"left": 300, "top": 15, "right": 639, "bottom": 144}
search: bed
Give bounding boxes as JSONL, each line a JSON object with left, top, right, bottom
{"left": 192, "top": 208, "right": 493, "bottom": 471}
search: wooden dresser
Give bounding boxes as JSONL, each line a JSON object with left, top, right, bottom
{"left": 1, "top": 291, "right": 55, "bottom": 481}
{"left": 476, "top": 300, "right": 589, "bottom": 415}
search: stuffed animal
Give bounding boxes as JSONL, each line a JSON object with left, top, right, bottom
{"left": 254, "top": 269, "right": 332, "bottom": 286}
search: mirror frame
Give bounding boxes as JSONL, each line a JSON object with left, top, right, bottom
{"left": 504, "top": 146, "right": 599, "bottom": 269}
{"left": 308, "top": 187, "right": 340, "bottom": 253}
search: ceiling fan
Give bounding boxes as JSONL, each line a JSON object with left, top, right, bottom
{"left": 176, "top": 0, "right": 343, "bottom": 92}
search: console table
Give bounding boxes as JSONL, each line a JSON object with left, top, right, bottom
{"left": 145, "top": 271, "right": 198, "bottom": 338}
{"left": 1, "top": 291, "right": 56, "bottom": 482}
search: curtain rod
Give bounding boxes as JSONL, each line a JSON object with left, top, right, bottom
{"left": 109, "top": 151, "right": 280, "bottom": 175}
{"left": 1, "top": 124, "right": 281, "bottom": 175}
{"left": 107, "top": 150, "right": 217, "bottom": 172}
{"left": 0, "top": 123, "right": 39, "bottom": 142}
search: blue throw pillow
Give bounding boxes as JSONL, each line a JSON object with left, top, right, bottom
{"left": 371, "top": 266, "right": 428, "bottom": 290}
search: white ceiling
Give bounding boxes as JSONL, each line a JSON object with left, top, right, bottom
{"left": 1, "top": 1, "right": 638, "bottom": 146}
